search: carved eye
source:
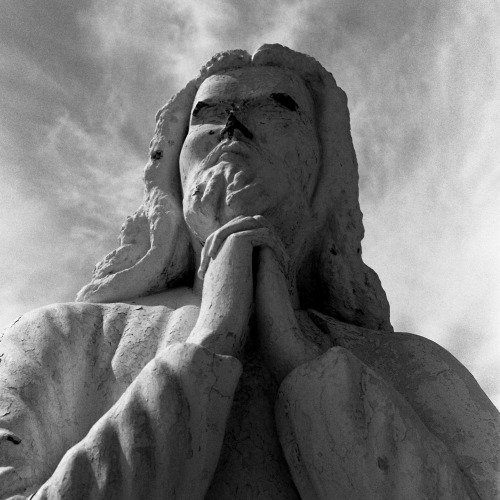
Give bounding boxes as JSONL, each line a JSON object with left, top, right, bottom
{"left": 191, "top": 101, "right": 227, "bottom": 123}
{"left": 270, "top": 93, "right": 299, "bottom": 112}
{"left": 192, "top": 101, "right": 210, "bottom": 117}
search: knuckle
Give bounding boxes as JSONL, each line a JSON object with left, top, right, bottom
{"left": 253, "top": 215, "right": 269, "bottom": 227}
{"left": 225, "top": 232, "right": 241, "bottom": 242}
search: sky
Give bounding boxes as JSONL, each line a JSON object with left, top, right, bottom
{"left": 1, "top": 0, "right": 499, "bottom": 408}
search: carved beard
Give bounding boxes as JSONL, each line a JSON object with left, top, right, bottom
{"left": 185, "top": 162, "right": 274, "bottom": 243}
{"left": 183, "top": 146, "right": 277, "bottom": 244}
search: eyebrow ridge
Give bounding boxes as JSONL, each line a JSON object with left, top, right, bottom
{"left": 193, "top": 93, "right": 300, "bottom": 118}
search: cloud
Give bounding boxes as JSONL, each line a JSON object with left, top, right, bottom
{"left": 1, "top": 0, "right": 498, "bottom": 409}
{"left": 0, "top": 106, "right": 144, "bottom": 325}
{"left": 347, "top": 1, "right": 500, "bottom": 407}
{"left": 0, "top": 48, "right": 145, "bottom": 325}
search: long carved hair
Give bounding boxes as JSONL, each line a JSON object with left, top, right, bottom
{"left": 76, "top": 44, "right": 392, "bottom": 331}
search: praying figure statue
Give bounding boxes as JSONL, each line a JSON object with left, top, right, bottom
{"left": 0, "top": 44, "right": 498, "bottom": 500}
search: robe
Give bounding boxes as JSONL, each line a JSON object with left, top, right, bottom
{"left": 0, "top": 300, "right": 498, "bottom": 499}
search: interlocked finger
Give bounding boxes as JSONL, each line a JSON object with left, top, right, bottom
{"left": 199, "top": 216, "right": 260, "bottom": 279}
{"left": 244, "top": 227, "right": 290, "bottom": 276}
{"left": 207, "top": 216, "right": 263, "bottom": 258}
{"left": 198, "top": 216, "right": 289, "bottom": 279}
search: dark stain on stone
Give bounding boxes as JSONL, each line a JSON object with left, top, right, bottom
{"left": 271, "top": 93, "right": 299, "bottom": 112}
{"left": 6, "top": 434, "right": 21, "bottom": 445}
{"left": 218, "top": 111, "right": 253, "bottom": 141}
{"left": 377, "top": 456, "right": 389, "bottom": 473}
{"left": 193, "top": 101, "right": 210, "bottom": 117}
{"left": 151, "top": 150, "right": 163, "bottom": 161}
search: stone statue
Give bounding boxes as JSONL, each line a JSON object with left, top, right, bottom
{"left": 1, "top": 44, "right": 498, "bottom": 500}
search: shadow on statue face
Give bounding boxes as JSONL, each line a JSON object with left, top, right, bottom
{"left": 179, "top": 66, "right": 320, "bottom": 246}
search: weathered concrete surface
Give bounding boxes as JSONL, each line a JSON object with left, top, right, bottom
{"left": 309, "top": 311, "right": 500, "bottom": 499}
{"left": 0, "top": 301, "right": 195, "bottom": 497}
{"left": 276, "top": 347, "right": 476, "bottom": 500}
{"left": 3, "top": 302, "right": 497, "bottom": 499}
{"left": 33, "top": 342, "right": 241, "bottom": 499}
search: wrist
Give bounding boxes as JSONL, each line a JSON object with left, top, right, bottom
{"left": 187, "top": 326, "right": 247, "bottom": 358}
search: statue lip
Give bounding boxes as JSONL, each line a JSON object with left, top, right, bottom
{"left": 219, "top": 140, "right": 253, "bottom": 156}
{"left": 203, "top": 140, "right": 255, "bottom": 169}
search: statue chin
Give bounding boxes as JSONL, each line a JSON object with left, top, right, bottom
{"left": 183, "top": 164, "right": 278, "bottom": 243}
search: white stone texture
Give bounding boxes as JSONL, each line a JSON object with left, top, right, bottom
{"left": 277, "top": 347, "right": 475, "bottom": 499}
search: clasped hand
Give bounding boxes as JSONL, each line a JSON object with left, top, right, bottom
{"left": 187, "top": 215, "right": 323, "bottom": 382}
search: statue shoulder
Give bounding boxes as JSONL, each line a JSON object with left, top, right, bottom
{"left": 306, "top": 309, "right": 484, "bottom": 393}
{"left": 1, "top": 287, "right": 200, "bottom": 345}
{"left": 123, "top": 286, "right": 201, "bottom": 309}
{"left": 306, "top": 308, "right": 500, "bottom": 497}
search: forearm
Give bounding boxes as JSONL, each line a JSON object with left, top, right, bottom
{"left": 188, "top": 237, "right": 253, "bottom": 358}
{"left": 256, "top": 248, "right": 323, "bottom": 383}
{"left": 33, "top": 343, "right": 242, "bottom": 500}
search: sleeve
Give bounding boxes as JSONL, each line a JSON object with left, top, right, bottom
{"left": 32, "top": 342, "right": 242, "bottom": 500}
{"left": 274, "top": 347, "right": 477, "bottom": 500}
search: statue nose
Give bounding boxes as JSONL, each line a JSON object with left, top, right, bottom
{"left": 218, "top": 110, "right": 253, "bottom": 141}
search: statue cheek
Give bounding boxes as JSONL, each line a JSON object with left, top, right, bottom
{"left": 181, "top": 128, "right": 218, "bottom": 168}
{"left": 179, "top": 141, "right": 193, "bottom": 181}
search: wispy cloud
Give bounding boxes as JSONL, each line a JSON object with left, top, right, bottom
{"left": 1, "top": 0, "right": 499, "bottom": 408}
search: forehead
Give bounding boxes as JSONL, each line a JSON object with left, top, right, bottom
{"left": 194, "top": 66, "right": 315, "bottom": 115}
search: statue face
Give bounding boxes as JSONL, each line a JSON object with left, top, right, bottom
{"left": 179, "top": 66, "right": 320, "bottom": 244}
